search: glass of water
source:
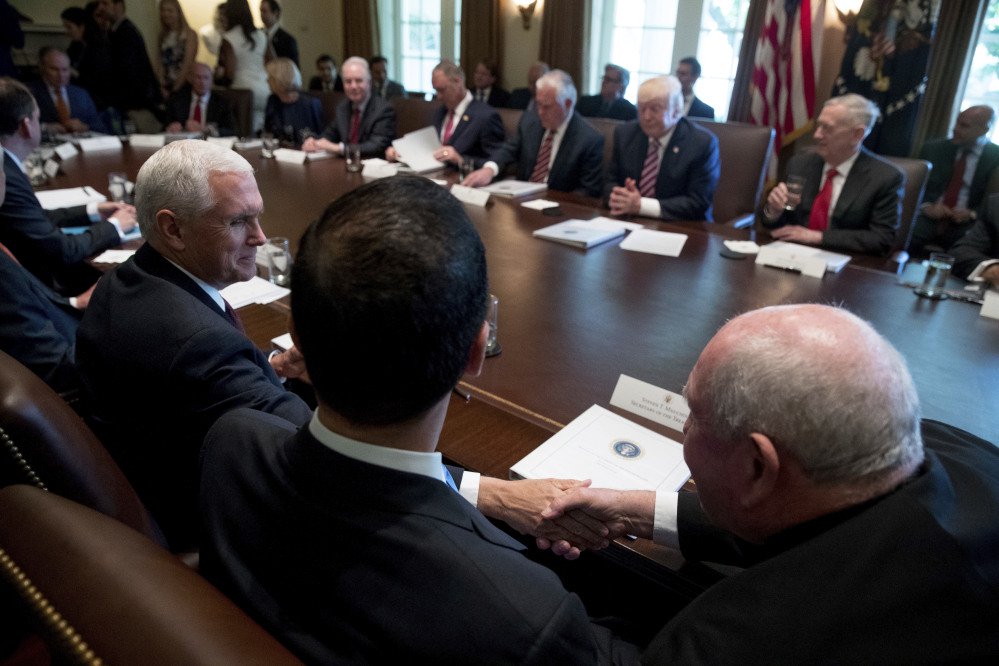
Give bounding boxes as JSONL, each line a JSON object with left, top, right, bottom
{"left": 784, "top": 175, "right": 806, "bottom": 211}
{"left": 913, "top": 252, "right": 954, "bottom": 299}
{"left": 264, "top": 237, "right": 293, "bottom": 286}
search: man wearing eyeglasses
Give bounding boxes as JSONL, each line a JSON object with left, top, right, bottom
{"left": 576, "top": 63, "right": 637, "bottom": 121}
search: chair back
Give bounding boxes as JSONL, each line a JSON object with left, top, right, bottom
{"left": 390, "top": 96, "right": 438, "bottom": 136}
{"left": 0, "top": 350, "right": 165, "bottom": 546}
{"left": 584, "top": 116, "right": 621, "bottom": 182}
{"left": 496, "top": 107, "right": 523, "bottom": 140}
{"left": 696, "top": 119, "right": 775, "bottom": 227}
{"left": 0, "top": 485, "right": 301, "bottom": 665}
{"left": 212, "top": 87, "right": 254, "bottom": 138}
{"left": 881, "top": 155, "right": 932, "bottom": 261}
{"left": 311, "top": 90, "right": 345, "bottom": 126}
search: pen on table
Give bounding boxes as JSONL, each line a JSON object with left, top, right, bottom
{"left": 452, "top": 386, "right": 471, "bottom": 402}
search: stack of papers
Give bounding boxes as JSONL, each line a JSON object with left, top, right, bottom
{"left": 481, "top": 179, "right": 547, "bottom": 198}
{"left": 533, "top": 218, "right": 632, "bottom": 249}
{"left": 220, "top": 276, "right": 289, "bottom": 308}
{"left": 757, "top": 241, "right": 850, "bottom": 274}
{"left": 510, "top": 405, "right": 690, "bottom": 492}
{"left": 36, "top": 186, "right": 106, "bottom": 210}
{"left": 391, "top": 126, "right": 445, "bottom": 173}
{"left": 91, "top": 249, "right": 136, "bottom": 264}
{"left": 619, "top": 229, "right": 688, "bottom": 257}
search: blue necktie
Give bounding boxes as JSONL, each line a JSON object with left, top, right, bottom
{"left": 442, "top": 465, "right": 458, "bottom": 492}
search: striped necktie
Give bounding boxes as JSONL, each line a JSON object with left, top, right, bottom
{"left": 529, "top": 130, "right": 555, "bottom": 183}
{"left": 639, "top": 137, "right": 661, "bottom": 197}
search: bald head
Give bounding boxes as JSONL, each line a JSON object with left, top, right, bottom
{"left": 952, "top": 105, "right": 995, "bottom": 147}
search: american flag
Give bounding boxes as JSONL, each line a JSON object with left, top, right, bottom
{"left": 750, "top": 0, "right": 825, "bottom": 158}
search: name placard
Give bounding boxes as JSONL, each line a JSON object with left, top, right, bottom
{"left": 79, "top": 135, "right": 123, "bottom": 152}
{"left": 610, "top": 374, "right": 689, "bottom": 432}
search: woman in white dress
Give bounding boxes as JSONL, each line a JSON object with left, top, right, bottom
{"left": 219, "top": 0, "right": 270, "bottom": 134}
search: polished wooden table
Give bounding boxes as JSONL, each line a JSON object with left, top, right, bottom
{"left": 57, "top": 145, "right": 999, "bottom": 600}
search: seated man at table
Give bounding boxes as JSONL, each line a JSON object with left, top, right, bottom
{"left": 301, "top": 56, "right": 396, "bottom": 158}
{"left": 164, "top": 63, "right": 236, "bottom": 136}
{"left": 576, "top": 64, "right": 637, "bottom": 121}
{"left": 761, "top": 94, "right": 904, "bottom": 255}
{"left": 76, "top": 140, "right": 312, "bottom": 549}
{"left": 462, "top": 69, "right": 604, "bottom": 198}
{"left": 0, "top": 77, "right": 136, "bottom": 293}
{"left": 386, "top": 60, "right": 505, "bottom": 171}
{"left": 28, "top": 47, "right": 108, "bottom": 135}
{"left": 605, "top": 75, "right": 719, "bottom": 221}
{"left": 199, "top": 175, "right": 632, "bottom": 664}
{"left": 951, "top": 192, "right": 999, "bottom": 286}
{"left": 542, "top": 303, "right": 999, "bottom": 662}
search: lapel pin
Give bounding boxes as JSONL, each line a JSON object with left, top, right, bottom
{"left": 462, "top": 115, "right": 469, "bottom": 122}
{"left": 672, "top": 146, "right": 680, "bottom": 153}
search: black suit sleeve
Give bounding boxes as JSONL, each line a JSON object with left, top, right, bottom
{"left": 821, "top": 161, "right": 903, "bottom": 255}
{"left": 575, "top": 129, "right": 605, "bottom": 198}
{"left": 358, "top": 101, "right": 397, "bottom": 157}
{"left": 658, "top": 130, "right": 720, "bottom": 221}
{"left": 951, "top": 195, "right": 999, "bottom": 278}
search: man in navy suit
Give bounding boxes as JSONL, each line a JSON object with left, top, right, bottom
{"left": 762, "top": 93, "right": 904, "bottom": 255}
{"left": 28, "top": 47, "right": 107, "bottom": 134}
{"left": 606, "top": 75, "right": 720, "bottom": 221}
{"left": 76, "top": 140, "right": 312, "bottom": 549}
{"left": 0, "top": 78, "right": 135, "bottom": 293}
{"left": 164, "top": 63, "right": 236, "bottom": 136}
{"left": 576, "top": 64, "right": 637, "bottom": 121}
{"left": 302, "top": 56, "right": 396, "bottom": 158}
{"left": 260, "top": 0, "right": 298, "bottom": 66}
{"left": 471, "top": 59, "right": 510, "bottom": 107}
{"left": 464, "top": 69, "right": 604, "bottom": 198}
{"left": 676, "top": 57, "right": 715, "bottom": 120}
{"left": 199, "top": 175, "right": 635, "bottom": 663}
{"left": 388, "top": 60, "right": 505, "bottom": 171}
{"left": 507, "top": 61, "right": 549, "bottom": 111}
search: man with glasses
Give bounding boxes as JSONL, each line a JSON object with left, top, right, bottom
{"left": 576, "top": 63, "right": 637, "bottom": 121}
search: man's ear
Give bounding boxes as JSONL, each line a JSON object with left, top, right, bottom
{"left": 740, "top": 432, "right": 781, "bottom": 508}
{"left": 155, "top": 209, "right": 184, "bottom": 251}
{"left": 464, "top": 320, "right": 489, "bottom": 378}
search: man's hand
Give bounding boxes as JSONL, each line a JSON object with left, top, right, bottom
{"left": 981, "top": 264, "right": 999, "bottom": 287}
{"left": 771, "top": 225, "right": 822, "bottom": 245}
{"left": 461, "top": 167, "right": 493, "bottom": 188}
{"left": 385, "top": 146, "right": 399, "bottom": 162}
{"left": 433, "top": 145, "right": 463, "bottom": 166}
{"left": 65, "top": 118, "right": 89, "bottom": 133}
{"left": 537, "top": 487, "right": 657, "bottom": 557}
{"left": 303, "top": 137, "right": 341, "bottom": 154}
{"left": 183, "top": 119, "right": 205, "bottom": 133}
{"left": 270, "top": 345, "right": 311, "bottom": 383}
{"left": 608, "top": 178, "right": 641, "bottom": 216}
{"left": 73, "top": 282, "right": 98, "bottom": 310}
{"left": 764, "top": 182, "right": 789, "bottom": 220}
{"left": 165, "top": 121, "right": 183, "bottom": 133}
{"left": 97, "top": 203, "right": 138, "bottom": 234}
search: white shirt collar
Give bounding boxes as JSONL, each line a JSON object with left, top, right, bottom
{"left": 826, "top": 150, "right": 861, "bottom": 179}
{"left": 308, "top": 412, "right": 450, "bottom": 485}
{"left": 164, "top": 256, "right": 226, "bottom": 311}
{"left": 3, "top": 146, "right": 26, "bottom": 174}
{"left": 452, "top": 90, "right": 473, "bottom": 119}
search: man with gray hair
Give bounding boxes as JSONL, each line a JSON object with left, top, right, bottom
{"left": 462, "top": 69, "right": 604, "bottom": 197}
{"left": 762, "top": 93, "right": 904, "bottom": 255}
{"left": 76, "top": 140, "right": 312, "bottom": 549}
{"left": 302, "top": 56, "right": 396, "bottom": 158}
{"left": 542, "top": 303, "right": 999, "bottom": 661}
{"left": 606, "top": 75, "right": 719, "bottom": 220}
{"left": 577, "top": 63, "right": 637, "bottom": 121}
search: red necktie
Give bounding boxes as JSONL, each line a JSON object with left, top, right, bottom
{"left": 54, "top": 88, "right": 71, "bottom": 126}
{"left": 638, "top": 137, "right": 661, "bottom": 197}
{"left": 808, "top": 168, "right": 839, "bottom": 231}
{"left": 530, "top": 130, "right": 555, "bottom": 183}
{"left": 223, "top": 299, "right": 245, "bottom": 333}
{"left": 349, "top": 107, "right": 361, "bottom": 144}
{"left": 192, "top": 98, "right": 202, "bottom": 124}
{"left": 941, "top": 150, "right": 967, "bottom": 208}
{"left": 0, "top": 241, "right": 20, "bottom": 265}
{"left": 441, "top": 111, "right": 456, "bottom": 145}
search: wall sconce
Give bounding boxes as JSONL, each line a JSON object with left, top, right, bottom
{"left": 516, "top": 1, "right": 537, "bottom": 31}
{"left": 834, "top": 0, "right": 864, "bottom": 23}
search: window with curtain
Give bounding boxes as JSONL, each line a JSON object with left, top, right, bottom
{"left": 588, "top": 0, "right": 750, "bottom": 118}
{"left": 962, "top": 0, "right": 999, "bottom": 142}
{"left": 378, "top": 0, "right": 462, "bottom": 95}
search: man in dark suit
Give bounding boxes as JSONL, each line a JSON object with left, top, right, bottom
{"left": 471, "top": 59, "right": 510, "bottom": 107}
{"left": 76, "top": 140, "right": 313, "bottom": 549}
{"left": 306, "top": 54, "right": 342, "bottom": 93}
{"left": 676, "top": 56, "right": 715, "bottom": 120}
{"left": 369, "top": 55, "right": 405, "bottom": 100}
{"left": 199, "top": 175, "right": 634, "bottom": 663}
{"left": 762, "top": 93, "right": 904, "bottom": 255}
{"left": 606, "top": 75, "right": 720, "bottom": 221}
{"left": 543, "top": 303, "right": 999, "bottom": 662}
{"left": 463, "top": 69, "right": 604, "bottom": 198}
{"left": 96, "top": 0, "right": 161, "bottom": 131}
{"left": 910, "top": 105, "right": 998, "bottom": 255}
{"left": 576, "top": 64, "right": 637, "bottom": 121}
{"left": 506, "top": 61, "right": 549, "bottom": 111}
{"left": 259, "top": 0, "right": 298, "bottom": 66}
{"left": 28, "top": 47, "right": 107, "bottom": 134}
{"left": 387, "top": 60, "right": 505, "bottom": 171}
{"left": 302, "top": 56, "right": 396, "bottom": 158}
{"left": 951, "top": 192, "right": 999, "bottom": 285}
{"left": 164, "top": 63, "right": 236, "bottom": 136}
{"left": 0, "top": 78, "right": 136, "bottom": 293}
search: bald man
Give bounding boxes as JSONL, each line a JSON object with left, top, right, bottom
{"left": 544, "top": 304, "right": 999, "bottom": 662}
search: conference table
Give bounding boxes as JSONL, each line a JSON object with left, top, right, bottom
{"left": 54, "top": 143, "right": 999, "bottom": 604}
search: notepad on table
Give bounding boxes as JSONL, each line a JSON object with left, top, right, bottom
{"left": 533, "top": 219, "right": 626, "bottom": 249}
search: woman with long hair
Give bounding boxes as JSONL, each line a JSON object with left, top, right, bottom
{"left": 218, "top": 0, "right": 270, "bottom": 133}
{"left": 155, "top": 0, "right": 198, "bottom": 99}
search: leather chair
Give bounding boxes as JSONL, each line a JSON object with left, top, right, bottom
{"left": 390, "top": 96, "right": 438, "bottom": 136}
{"left": 0, "top": 485, "right": 301, "bottom": 665}
{"left": 212, "top": 87, "right": 254, "bottom": 138}
{"left": 0, "top": 349, "right": 165, "bottom": 547}
{"left": 496, "top": 107, "right": 523, "bottom": 140}
{"left": 311, "top": 90, "right": 345, "bottom": 126}
{"left": 697, "top": 119, "right": 775, "bottom": 227}
{"left": 881, "top": 155, "right": 932, "bottom": 270}
{"left": 584, "top": 116, "right": 621, "bottom": 182}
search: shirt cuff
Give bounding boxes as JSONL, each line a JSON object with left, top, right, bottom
{"left": 967, "top": 259, "right": 999, "bottom": 281}
{"left": 267, "top": 349, "right": 288, "bottom": 383}
{"left": 458, "top": 470, "right": 480, "bottom": 506}
{"left": 484, "top": 161, "right": 500, "bottom": 178}
{"left": 68, "top": 296, "right": 79, "bottom": 309}
{"left": 86, "top": 202, "right": 101, "bottom": 222}
{"left": 107, "top": 217, "right": 126, "bottom": 240}
{"left": 652, "top": 491, "right": 680, "bottom": 549}
{"left": 639, "top": 196, "right": 662, "bottom": 219}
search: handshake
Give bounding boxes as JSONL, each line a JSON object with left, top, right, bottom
{"left": 479, "top": 477, "right": 656, "bottom": 560}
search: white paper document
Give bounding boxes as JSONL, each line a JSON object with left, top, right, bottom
{"left": 510, "top": 405, "right": 690, "bottom": 492}
{"left": 35, "top": 186, "right": 107, "bottom": 210}
{"left": 450, "top": 184, "right": 490, "bottom": 207}
{"left": 610, "top": 374, "right": 689, "bottom": 432}
{"left": 619, "top": 229, "right": 687, "bottom": 257}
{"left": 723, "top": 240, "right": 761, "bottom": 254}
{"left": 480, "top": 179, "right": 547, "bottom": 198}
{"left": 533, "top": 219, "right": 625, "bottom": 249}
{"left": 521, "top": 199, "right": 561, "bottom": 210}
{"left": 128, "top": 134, "right": 166, "bottom": 149}
{"left": 78, "top": 135, "right": 123, "bottom": 152}
{"left": 759, "top": 241, "right": 850, "bottom": 273}
{"left": 981, "top": 289, "right": 999, "bottom": 321}
{"left": 91, "top": 249, "right": 136, "bottom": 264}
{"left": 220, "top": 276, "right": 290, "bottom": 308}
{"left": 271, "top": 332, "right": 294, "bottom": 350}
{"left": 391, "top": 126, "right": 445, "bottom": 173}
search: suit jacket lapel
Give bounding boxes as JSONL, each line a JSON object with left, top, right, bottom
{"left": 132, "top": 244, "right": 229, "bottom": 322}
{"left": 656, "top": 118, "right": 690, "bottom": 189}
{"left": 832, "top": 151, "right": 869, "bottom": 219}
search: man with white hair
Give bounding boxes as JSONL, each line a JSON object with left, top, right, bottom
{"left": 462, "top": 69, "right": 604, "bottom": 197}
{"left": 76, "top": 140, "right": 312, "bottom": 549}
{"left": 543, "top": 303, "right": 999, "bottom": 661}
{"left": 605, "top": 75, "right": 720, "bottom": 221}
{"left": 762, "top": 93, "right": 904, "bottom": 254}
{"left": 302, "top": 56, "right": 396, "bottom": 158}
